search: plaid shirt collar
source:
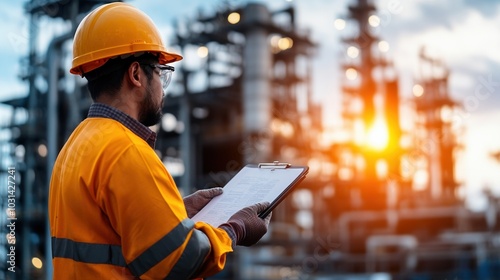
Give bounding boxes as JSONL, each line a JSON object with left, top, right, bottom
{"left": 87, "top": 103, "right": 157, "bottom": 148}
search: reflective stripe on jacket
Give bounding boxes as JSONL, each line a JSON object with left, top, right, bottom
{"left": 49, "top": 117, "right": 233, "bottom": 279}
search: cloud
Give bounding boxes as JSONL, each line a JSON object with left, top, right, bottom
{"left": 0, "top": 3, "right": 28, "bottom": 54}
{"left": 380, "top": 0, "right": 500, "bottom": 44}
{"left": 0, "top": 2, "right": 28, "bottom": 103}
{"left": 391, "top": 6, "right": 500, "bottom": 112}
{"left": 463, "top": 0, "right": 500, "bottom": 18}
{"left": 460, "top": 110, "right": 500, "bottom": 188}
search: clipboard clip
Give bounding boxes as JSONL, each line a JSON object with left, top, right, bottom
{"left": 258, "top": 161, "right": 291, "bottom": 169}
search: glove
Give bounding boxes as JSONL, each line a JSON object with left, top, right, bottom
{"left": 183, "top": 188, "right": 223, "bottom": 218}
{"left": 219, "top": 202, "right": 272, "bottom": 247}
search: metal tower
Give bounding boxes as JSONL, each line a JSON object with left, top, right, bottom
{"left": 331, "top": 0, "right": 402, "bottom": 213}
{"left": 413, "top": 47, "right": 460, "bottom": 200}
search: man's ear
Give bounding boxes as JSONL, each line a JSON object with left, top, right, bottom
{"left": 126, "top": 62, "right": 143, "bottom": 88}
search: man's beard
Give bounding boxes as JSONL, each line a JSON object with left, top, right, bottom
{"left": 138, "top": 83, "right": 163, "bottom": 127}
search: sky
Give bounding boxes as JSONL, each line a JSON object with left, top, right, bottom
{"left": 1, "top": 0, "right": 500, "bottom": 211}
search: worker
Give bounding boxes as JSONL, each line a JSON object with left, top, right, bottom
{"left": 48, "top": 2, "right": 271, "bottom": 279}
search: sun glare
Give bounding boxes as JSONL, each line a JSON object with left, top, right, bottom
{"left": 365, "top": 119, "right": 389, "bottom": 150}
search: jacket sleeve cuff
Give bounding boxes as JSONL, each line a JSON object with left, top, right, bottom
{"left": 219, "top": 224, "right": 237, "bottom": 248}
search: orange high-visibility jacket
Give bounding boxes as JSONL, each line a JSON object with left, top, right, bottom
{"left": 49, "top": 110, "right": 232, "bottom": 279}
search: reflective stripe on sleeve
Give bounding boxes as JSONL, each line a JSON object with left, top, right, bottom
{"left": 127, "top": 219, "right": 198, "bottom": 277}
{"left": 165, "top": 228, "right": 211, "bottom": 279}
{"left": 51, "top": 219, "right": 207, "bottom": 277}
{"left": 51, "top": 237, "right": 127, "bottom": 267}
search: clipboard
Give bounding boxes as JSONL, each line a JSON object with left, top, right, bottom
{"left": 191, "top": 161, "right": 308, "bottom": 227}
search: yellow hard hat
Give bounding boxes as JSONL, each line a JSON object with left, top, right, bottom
{"left": 70, "top": 2, "right": 182, "bottom": 76}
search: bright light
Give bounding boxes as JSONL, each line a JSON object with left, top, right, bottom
{"left": 5, "top": 208, "right": 16, "bottom": 219}
{"left": 280, "top": 122, "right": 294, "bottom": 138}
{"left": 366, "top": 119, "right": 389, "bottom": 150}
{"left": 161, "top": 113, "right": 177, "bottom": 132}
{"left": 227, "top": 12, "right": 240, "bottom": 24}
{"left": 347, "top": 46, "right": 359, "bottom": 58}
{"left": 15, "top": 145, "right": 25, "bottom": 158}
{"left": 293, "top": 189, "right": 313, "bottom": 208}
{"left": 307, "top": 157, "right": 322, "bottom": 177}
{"left": 378, "top": 40, "right": 390, "bottom": 52}
{"left": 334, "top": 18, "right": 346, "bottom": 30}
{"left": 38, "top": 144, "right": 47, "bottom": 157}
{"left": 270, "top": 35, "right": 280, "bottom": 47}
{"left": 32, "top": 257, "right": 43, "bottom": 269}
{"left": 338, "top": 167, "right": 354, "bottom": 181}
{"left": 197, "top": 46, "right": 208, "bottom": 58}
{"left": 440, "top": 106, "right": 453, "bottom": 123}
{"left": 412, "top": 84, "right": 424, "bottom": 97}
{"left": 295, "top": 210, "right": 313, "bottom": 229}
{"left": 368, "top": 15, "right": 380, "bottom": 27}
{"left": 271, "top": 119, "right": 281, "bottom": 134}
{"left": 278, "top": 37, "right": 293, "bottom": 50}
{"left": 271, "top": 119, "right": 294, "bottom": 138}
{"left": 163, "top": 157, "right": 185, "bottom": 177}
{"left": 413, "top": 169, "right": 429, "bottom": 191}
{"left": 321, "top": 162, "right": 336, "bottom": 177}
{"left": 346, "top": 68, "right": 358, "bottom": 80}
{"left": 376, "top": 160, "right": 388, "bottom": 179}
{"left": 270, "top": 35, "right": 293, "bottom": 53}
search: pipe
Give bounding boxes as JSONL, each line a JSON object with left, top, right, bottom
{"left": 21, "top": 10, "right": 39, "bottom": 280}
{"left": 242, "top": 3, "right": 273, "bottom": 164}
{"left": 45, "top": 29, "right": 74, "bottom": 280}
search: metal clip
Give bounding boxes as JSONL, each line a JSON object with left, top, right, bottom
{"left": 258, "top": 161, "right": 291, "bottom": 169}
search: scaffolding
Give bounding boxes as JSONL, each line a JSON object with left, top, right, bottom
{"left": 0, "top": 1, "right": 116, "bottom": 279}
{"left": 164, "top": 2, "right": 319, "bottom": 218}
{"left": 160, "top": 3, "right": 321, "bottom": 278}
{"left": 312, "top": 0, "right": 500, "bottom": 279}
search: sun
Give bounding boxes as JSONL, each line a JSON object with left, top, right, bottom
{"left": 365, "top": 118, "right": 389, "bottom": 151}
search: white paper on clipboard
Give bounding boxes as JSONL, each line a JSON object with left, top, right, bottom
{"left": 191, "top": 163, "right": 308, "bottom": 227}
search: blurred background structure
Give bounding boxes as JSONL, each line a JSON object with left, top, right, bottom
{"left": 1, "top": 0, "right": 500, "bottom": 279}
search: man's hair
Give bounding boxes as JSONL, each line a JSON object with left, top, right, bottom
{"left": 85, "top": 53, "right": 157, "bottom": 101}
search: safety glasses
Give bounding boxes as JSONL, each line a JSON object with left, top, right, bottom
{"left": 142, "top": 64, "right": 175, "bottom": 96}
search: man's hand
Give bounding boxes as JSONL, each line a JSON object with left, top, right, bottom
{"left": 183, "top": 188, "right": 223, "bottom": 218}
{"left": 219, "top": 202, "right": 272, "bottom": 247}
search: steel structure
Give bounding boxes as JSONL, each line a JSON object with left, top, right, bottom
{"left": 305, "top": 0, "right": 500, "bottom": 279}
{"left": 161, "top": 3, "right": 321, "bottom": 278}
{"left": 1, "top": 1, "right": 117, "bottom": 279}
{"left": 235, "top": 0, "right": 500, "bottom": 279}
{"left": 164, "top": 3, "right": 319, "bottom": 200}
